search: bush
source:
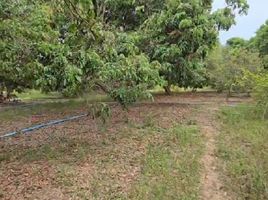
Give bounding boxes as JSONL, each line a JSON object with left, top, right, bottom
{"left": 252, "top": 73, "right": 268, "bottom": 119}
{"left": 206, "top": 46, "right": 262, "bottom": 94}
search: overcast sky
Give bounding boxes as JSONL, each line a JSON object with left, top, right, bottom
{"left": 213, "top": 0, "right": 268, "bottom": 44}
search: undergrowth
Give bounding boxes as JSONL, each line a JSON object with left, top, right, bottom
{"left": 218, "top": 105, "right": 268, "bottom": 200}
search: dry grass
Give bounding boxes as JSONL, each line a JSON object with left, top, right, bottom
{"left": 0, "top": 99, "right": 205, "bottom": 199}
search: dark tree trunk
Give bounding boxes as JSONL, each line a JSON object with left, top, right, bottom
{"left": 0, "top": 92, "right": 3, "bottom": 103}
{"left": 164, "top": 85, "right": 172, "bottom": 95}
{"left": 192, "top": 88, "right": 197, "bottom": 93}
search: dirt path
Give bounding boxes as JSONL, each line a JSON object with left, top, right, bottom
{"left": 197, "top": 105, "right": 230, "bottom": 200}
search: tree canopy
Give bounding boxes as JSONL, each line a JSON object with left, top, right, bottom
{"left": 249, "top": 20, "right": 268, "bottom": 69}
{"left": 0, "top": 0, "right": 249, "bottom": 102}
{"left": 226, "top": 37, "right": 248, "bottom": 49}
{"left": 206, "top": 44, "right": 261, "bottom": 93}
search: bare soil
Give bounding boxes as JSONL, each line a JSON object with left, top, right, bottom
{"left": 0, "top": 92, "right": 250, "bottom": 199}
{"left": 197, "top": 105, "right": 229, "bottom": 200}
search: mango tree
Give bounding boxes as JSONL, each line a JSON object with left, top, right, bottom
{"left": 0, "top": 0, "right": 249, "bottom": 102}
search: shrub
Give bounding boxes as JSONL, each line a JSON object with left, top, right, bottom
{"left": 206, "top": 47, "right": 262, "bottom": 94}
{"left": 252, "top": 73, "right": 268, "bottom": 119}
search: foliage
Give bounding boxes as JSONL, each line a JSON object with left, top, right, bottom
{"left": 0, "top": 1, "right": 56, "bottom": 95}
{"left": 246, "top": 20, "right": 268, "bottom": 118}
{"left": 206, "top": 45, "right": 261, "bottom": 93}
{"left": 251, "top": 20, "right": 268, "bottom": 68}
{"left": 87, "top": 102, "right": 111, "bottom": 124}
{"left": 100, "top": 53, "right": 162, "bottom": 107}
{"left": 226, "top": 37, "right": 248, "bottom": 49}
{"left": 0, "top": 0, "right": 249, "bottom": 102}
{"left": 0, "top": 0, "right": 161, "bottom": 106}
{"left": 251, "top": 73, "right": 268, "bottom": 119}
{"left": 137, "top": 0, "right": 249, "bottom": 91}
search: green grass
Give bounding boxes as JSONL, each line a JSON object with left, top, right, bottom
{"left": 0, "top": 100, "right": 87, "bottom": 121}
{"left": 16, "top": 90, "right": 62, "bottom": 100}
{"left": 128, "top": 125, "right": 204, "bottom": 200}
{"left": 16, "top": 89, "right": 110, "bottom": 102}
{"left": 0, "top": 93, "right": 111, "bottom": 121}
{"left": 217, "top": 105, "right": 268, "bottom": 200}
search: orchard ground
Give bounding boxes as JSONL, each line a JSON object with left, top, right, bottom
{"left": 0, "top": 92, "right": 267, "bottom": 200}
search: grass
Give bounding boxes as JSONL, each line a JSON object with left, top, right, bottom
{"left": 80, "top": 123, "right": 204, "bottom": 199}
{"left": 16, "top": 90, "right": 62, "bottom": 100}
{"left": 0, "top": 110, "right": 204, "bottom": 199}
{"left": 217, "top": 105, "right": 268, "bottom": 200}
{"left": 0, "top": 136, "right": 91, "bottom": 164}
{"left": 0, "top": 93, "right": 111, "bottom": 121}
{"left": 0, "top": 100, "right": 87, "bottom": 121}
{"left": 128, "top": 125, "right": 204, "bottom": 200}
{"left": 16, "top": 89, "right": 110, "bottom": 102}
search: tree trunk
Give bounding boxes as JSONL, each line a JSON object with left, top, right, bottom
{"left": 192, "top": 88, "right": 197, "bottom": 93}
{"left": 164, "top": 85, "right": 172, "bottom": 95}
{"left": 6, "top": 87, "right": 13, "bottom": 101}
{"left": 226, "top": 88, "right": 231, "bottom": 102}
{"left": 0, "top": 92, "right": 3, "bottom": 103}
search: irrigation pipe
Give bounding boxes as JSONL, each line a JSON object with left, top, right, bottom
{"left": 0, "top": 113, "right": 88, "bottom": 139}
{"left": 0, "top": 99, "right": 246, "bottom": 139}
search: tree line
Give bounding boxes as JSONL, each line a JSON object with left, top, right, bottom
{"left": 206, "top": 20, "right": 268, "bottom": 118}
{"left": 2, "top": 0, "right": 265, "bottom": 108}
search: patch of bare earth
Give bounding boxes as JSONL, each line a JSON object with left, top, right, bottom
{"left": 197, "top": 105, "right": 230, "bottom": 200}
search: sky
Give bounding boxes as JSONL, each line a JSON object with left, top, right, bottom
{"left": 213, "top": 0, "right": 268, "bottom": 44}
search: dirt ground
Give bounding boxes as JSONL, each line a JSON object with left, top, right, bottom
{"left": 0, "top": 92, "right": 250, "bottom": 199}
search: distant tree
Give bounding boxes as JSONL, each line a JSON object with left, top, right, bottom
{"left": 251, "top": 20, "right": 268, "bottom": 69}
{"left": 227, "top": 37, "right": 248, "bottom": 49}
{"left": 246, "top": 20, "right": 268, "bottom": 117}
{"left": 252, "top": 72, "right": 268, "bottom": 119}
{"left": 138, "top": 0, "right": 249, "bottom": 94}
{"left": 206, "top": 45, "right": 262, "bottom": 95}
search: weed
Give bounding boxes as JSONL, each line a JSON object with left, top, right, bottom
{"left": 142, "top": 114, "right": 155, "bottom": 128}
{"left": 56, "top": 164, "right": 75, "bottom": 187}
{"left": 218, "top": 105, "right": 268, "bottom": 199}
{"left": 128, "top": 125, "right": 203, "bottom": 200}
{"left": 16, "top": 90, "right": 62, "bottom": 100}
